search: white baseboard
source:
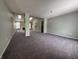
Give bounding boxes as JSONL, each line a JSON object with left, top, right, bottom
{"left": 0, "top": 56, "right": 1, "bottom": 59}
{"left": 0, "top": 32, "right": 15, "bottom": 58}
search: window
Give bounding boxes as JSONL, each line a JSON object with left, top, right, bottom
{"left": 15, "top": 22, "right": 20, "bottom": 29}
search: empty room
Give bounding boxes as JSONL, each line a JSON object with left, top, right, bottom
{"left": 0, "top": 0, "right": 78, "bottom": 59}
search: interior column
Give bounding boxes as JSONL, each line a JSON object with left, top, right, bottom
{"left": 25, "top": 14, "right": 30, "bottom": 36}
{"left": 44, "top": 18, "right": 47, "bottom": 33}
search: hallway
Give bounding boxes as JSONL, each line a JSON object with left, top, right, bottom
{"left": 3, "top": 32, "right": 78, "bottom": 59}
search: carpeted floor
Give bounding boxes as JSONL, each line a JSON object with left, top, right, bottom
{"left": 3, "top": 32, "right": 78, "bottom": 59}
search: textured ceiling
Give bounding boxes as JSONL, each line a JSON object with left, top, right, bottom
{"left": 4, "top": 0, "right": 78, "bottom": 18}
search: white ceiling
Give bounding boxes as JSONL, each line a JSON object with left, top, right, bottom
{"left": 4, "top": 0, "right": 78, "bottom": 18}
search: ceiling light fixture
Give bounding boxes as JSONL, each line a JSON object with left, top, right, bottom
{"left": 50, "top": 10, "right": 53, "bottom": 13}
{"left": 18, "top": 15, "right": 22, "bottom": 19}
{"left": 29, "top": 17, "right": 33, "bottom": 21}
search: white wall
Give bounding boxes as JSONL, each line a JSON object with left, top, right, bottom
{"left": 47, "top": 11, "right": 78, "bottom": 39}
{"left": 0, "top": 0, "right": 15, "bottom": 57}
